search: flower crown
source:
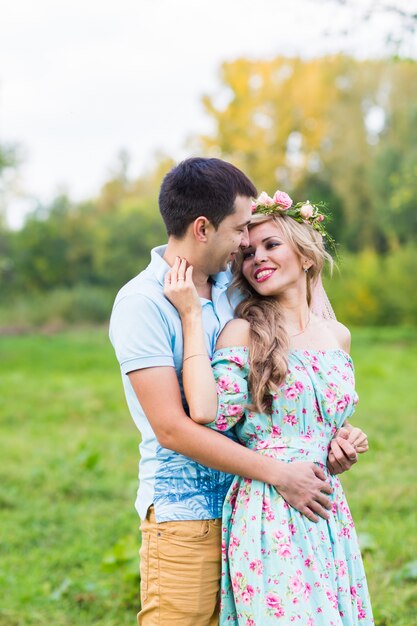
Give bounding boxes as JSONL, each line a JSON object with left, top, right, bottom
{"left": 251, "top": 190, "right": 336, "bottom": 253}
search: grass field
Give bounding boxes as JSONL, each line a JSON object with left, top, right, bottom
{"left": 1, "top": 326, "right": 416, "bottom": 626}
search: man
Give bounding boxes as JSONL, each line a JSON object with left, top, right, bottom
{"left": 109, "top": 157, "right": 358, "bottom": 625}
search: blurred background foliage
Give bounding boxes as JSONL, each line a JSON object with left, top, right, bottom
{"left": 1, "top": 54, "right": 416, "bottom": 329}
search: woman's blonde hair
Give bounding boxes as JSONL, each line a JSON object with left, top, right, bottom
{"left": 231, "top": 213, "right": 333, "bottom": 413}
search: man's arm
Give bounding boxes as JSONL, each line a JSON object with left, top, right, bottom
{"left": 129, "top": 366, "right": 333, "bottom": 523}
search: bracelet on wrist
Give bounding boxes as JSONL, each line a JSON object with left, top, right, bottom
{"left": 183, "top": 353, "right": 208, "bottom": 363}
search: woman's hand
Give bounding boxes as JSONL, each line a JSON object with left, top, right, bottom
{"left": 164, "top": 257, "right": 202, "bottom": 318}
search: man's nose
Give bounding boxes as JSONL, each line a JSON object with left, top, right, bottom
{"left": 241, "top": 227, "right": 250, "bottom": 248}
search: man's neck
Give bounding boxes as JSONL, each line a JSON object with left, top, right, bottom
{"left": 163, "top": 240, "right": 212, "bottom": 298}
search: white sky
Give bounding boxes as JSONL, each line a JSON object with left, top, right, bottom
{"left": 0, "top": 0, "right": 414, "bottom": 227}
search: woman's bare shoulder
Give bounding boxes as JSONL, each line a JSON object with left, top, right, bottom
{"left": 216, "top": 318, "right": 250, "bottom": 349}
{"left": 326, "top": 319, "right": 351, "bottom": 353}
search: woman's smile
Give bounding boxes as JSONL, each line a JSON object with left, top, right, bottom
{"left": 254, "top": 267, "right": 276, "bottom": 282}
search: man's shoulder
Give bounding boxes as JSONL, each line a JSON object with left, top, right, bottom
{"left": 114, "top": 268, "right": 163, "bottom": 306}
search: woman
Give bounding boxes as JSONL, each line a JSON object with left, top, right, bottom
{"left": 164, "top": 191, "right": 373, "bottom": 625}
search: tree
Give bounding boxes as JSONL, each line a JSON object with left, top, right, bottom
{"left": 199, "top": 54, "right": 417, "bottom": 250}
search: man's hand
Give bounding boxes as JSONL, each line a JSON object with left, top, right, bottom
{"left": 327, "top": 425, "right": 369, "bottom": 475}
{"left": 276, "top": 461, "right": 333, "bottom": 523}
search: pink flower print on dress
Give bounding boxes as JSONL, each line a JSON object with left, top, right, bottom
{"left": 216, "top": 414, "right": 229, "bottom": 431}
{"left": 229, "top": 354, "right": 245, "bottom": 367}
{"left": 257, "top": 439, "right": 271, "bottom": 450}
{"left": 340, "top": 526, "right": 351, "bottom": 539}
{"left": 241, "top": 589, "right": 251, "bottom": 605}
{"left": 277, "top": 542, "right": 292, "bottom": 558}
{"left": 304, "top": 582, "right": 312, "bottom": 600}
{"left": 266, "top": 591, "right": 285, "bottom": 615}
{"left": 356, "top": 598, "right": 367, "bottom": 620}
{"left": 216, "top": 375, "right": 231, "bottom": 391}
{"left": 285, "top": 386, "right": 300, "bottom": 400}
{"left": 231, "top": 572, "right": 243, "bottom": 593}
{"left": 295, "top": 380, "right": 304, "bottom": 392}
{"left": 249, "top": 559, "right": 263, "bottom": 575}
{"left": 229, "top": 534, "right": 241, "bottom": 556}
{"left": 325, "top": 388, "right": 336, "bottom": 403}
{"left": 227, "top": 404, "right": 244, "bottom": 417}
{"left": 336, "top": 399, "right": 347, "bottom": 413}
{"left": 289, "top": 575, "right": 303, "bottom": 594}
{"left": 271, "top": 425, "right": 282, "bottom": 437}
{"left": 326, "top": 589, "right": 338, "bottom": 610}
{"left": 284, "top": 413, "right": 298, "bottom": 426}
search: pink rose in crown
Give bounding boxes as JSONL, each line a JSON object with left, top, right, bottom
{"left": 257, "top": 191, "right": 275, "bottom": 206}
{"left": 251, "top": 201, "right": 258, "bottom": 213}
{"left": 316, "top": 214, "right": 325, "bottom": 222}
{"left": 300, "top": 203, "right": 313, "bottom": 219}
{"left": 273, "top": 190, "right": 292, "bottom": 209}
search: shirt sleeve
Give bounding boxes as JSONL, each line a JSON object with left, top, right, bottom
{"left": 109, "top": 293, "right": 174, "bottom": 374}
{"left": 206, "top": 347, "right": 250, "bottom": 432}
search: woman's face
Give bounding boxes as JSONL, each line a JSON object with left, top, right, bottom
{"left": 241, "top": 220, "right": 308, "bottom": 297}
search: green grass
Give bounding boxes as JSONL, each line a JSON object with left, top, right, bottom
{"left": 1, "top": 327, "right": 416, "bottom": 625}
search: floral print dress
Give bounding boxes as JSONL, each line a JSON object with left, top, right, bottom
{"left": 209, "top": 347, "right": 373, "bottom": 625}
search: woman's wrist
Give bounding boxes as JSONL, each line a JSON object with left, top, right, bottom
{"left": 180, "top": 310, "right": 203, "bottom": 325}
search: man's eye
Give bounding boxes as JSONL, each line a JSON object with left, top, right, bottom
{"left": 242, "top": 251, "right": 254, "bottom": 259}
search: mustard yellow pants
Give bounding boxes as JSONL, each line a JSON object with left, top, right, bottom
{"left": 138, "top": 506, "right": 222, "bottom": 626}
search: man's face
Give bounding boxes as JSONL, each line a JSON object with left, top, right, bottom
{"left": 206, "top": 195, "right": 253, "bottom": 274}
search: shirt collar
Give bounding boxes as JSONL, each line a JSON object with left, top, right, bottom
{"left": 150, "top": 244, "right": 231, "bottom": 292}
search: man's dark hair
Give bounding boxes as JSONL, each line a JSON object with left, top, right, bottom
{"left": 159, "top": 157, "right": 257, "bottom": 238}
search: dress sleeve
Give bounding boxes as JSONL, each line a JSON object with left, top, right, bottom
{"left": 206, "top": 347, "right": 250, "bottom": 432}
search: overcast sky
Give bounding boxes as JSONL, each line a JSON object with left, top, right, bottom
{"left": 0, "top": 0, "right": 414, "bottom": 226}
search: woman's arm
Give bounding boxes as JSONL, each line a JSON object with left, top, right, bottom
{"left": 163, "top": 257, "right": 217, "bottom": 423}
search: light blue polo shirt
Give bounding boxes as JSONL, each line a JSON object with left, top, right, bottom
{"left": 109, "top": 245, "right": 236, "bottom": 522}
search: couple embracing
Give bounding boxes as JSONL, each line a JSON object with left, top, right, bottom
{"left": 109, "top": 157, "right": 373, "bottom": 625}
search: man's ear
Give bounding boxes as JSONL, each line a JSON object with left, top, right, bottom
{"left": 193, "top": 216, "right": 211, "bottom": 242}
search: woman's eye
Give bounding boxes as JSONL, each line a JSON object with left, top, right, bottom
{"left": 242, "top": 251, "right": 254, "bottom": 259}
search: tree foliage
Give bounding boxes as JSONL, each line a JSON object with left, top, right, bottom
{"left": 1, "top": 56, "right": 416, "bottom": 327}
{"left": 199, "top": 54, "right": 417, "bottom": 250}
